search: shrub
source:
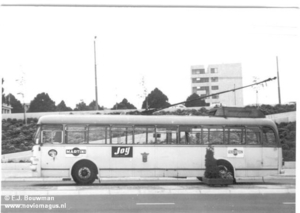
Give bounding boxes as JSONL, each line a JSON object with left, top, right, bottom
{"left": 204, "top": 146, "right": 220, "bottom": 178}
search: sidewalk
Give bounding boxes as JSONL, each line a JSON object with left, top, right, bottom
{"left": 1, "top": 177, "right": 296, "bottom": 196}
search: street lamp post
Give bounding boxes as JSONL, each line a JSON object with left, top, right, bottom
{"left": 94, "top": 36, "right": 99, "bottom": 110}
{"left": 276, "top": 56, "right": 281, "bottom": 105}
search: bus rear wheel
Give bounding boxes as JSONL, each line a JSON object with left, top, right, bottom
{"left": 72, "top": 161, "right": 97, "bottom": 185}
{"left": 217, "top": 162, "right": 235, "bottom": 183}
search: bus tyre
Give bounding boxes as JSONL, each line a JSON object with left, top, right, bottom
{"left": 217, "top": 163, "right": 234, "bottom": 181}
{"left": 72, "top": 161, "right": 97, "bottom": 185}
{"left": 218, "top": 165, "right": 228, "bottom": 179}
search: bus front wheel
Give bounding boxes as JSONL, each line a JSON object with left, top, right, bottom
{"left": 72, "top": 161, "right": 98, "bottom": 185}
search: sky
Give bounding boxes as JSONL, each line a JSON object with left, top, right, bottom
{"left": 1, "top": 0, "right": 299, "bottom": 110}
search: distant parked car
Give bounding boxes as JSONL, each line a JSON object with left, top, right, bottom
{"left": 174, "top": 104, "right": 186, "bottom": 109}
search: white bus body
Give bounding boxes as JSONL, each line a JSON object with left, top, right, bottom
{"left": 30, "top": 115, "right": 283, "bottom": 184}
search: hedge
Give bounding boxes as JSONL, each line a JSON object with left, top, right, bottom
{"left": 2, "top": 105, "right": 296, "bottom": 161}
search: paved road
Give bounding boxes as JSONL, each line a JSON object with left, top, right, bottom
{"left": 1, "top": 178, "right": 295, "bottom": 197}
{"left": 1, "top": 179, "right": 295, "bottom": 212}
{"left": 1, "top": 194, "right": 295, "bottom": 213}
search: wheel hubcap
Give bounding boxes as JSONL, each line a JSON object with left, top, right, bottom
{"left": 78, "top": 167, "right": 91, "bottom": 179}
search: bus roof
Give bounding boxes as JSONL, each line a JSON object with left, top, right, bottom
{"left": 38, "top": 115, "right": 277, "bottom": 128}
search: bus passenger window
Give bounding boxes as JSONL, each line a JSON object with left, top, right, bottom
{"left": 179, "top": 126, "right": 202, "bottom": 145}
{"left": 134, "top": 127, "right": 155, "bottom": 144}
{"left": 66, "top": 125, "right": 87, "bottom": 144}
{"left": 262, "top": 127, "right": 277, "bottom": 146}
{"left": 228, "top": 128, "right": 245, "bottom": 145}
{"left": 89, "top": 126, "right": 108, "bottom": 144}
{"left": 155, "top": 126, "right": 178, "bottom": 145}
{"left": 41, "top": 125, "right": 63, "bottom": 144}
{"left": 190, "top": 128, "right": 202, "bottom": 144}
{"left": 202, "top": 128, "right": 209, "bottom": 144}
{"left": 178, "top": 131, "right": 188, "bottom": 144}
{"left": 210, "top": 128, "right": 224, "bottom": 145}
{"left": 110, "top": 126, "right": 133, "bottom": 144}
{"left": 246, "top": 127, "right": 261, "bottom": 145}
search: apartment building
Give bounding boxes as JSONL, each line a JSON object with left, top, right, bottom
{"left": 191, "top": 63, "right": 243, "bottom": 106}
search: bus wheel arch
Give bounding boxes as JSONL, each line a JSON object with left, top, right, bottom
{"left": 216, "top": 159, "right": 236, "bottom": 182}
{"left": 71, "top": 159, "right": 98, "bottom": 185}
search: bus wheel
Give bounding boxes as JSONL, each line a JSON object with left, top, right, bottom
{"left": 217, "top": 164, "right": 234, "bottom": 180}
{"left": 72, "top": 161, "right": 97, "bottom": 185}
{"left": 218, "top": 165, "right": 229, "bottom": 178}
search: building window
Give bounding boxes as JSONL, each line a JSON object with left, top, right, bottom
{"left": 199, "top": 86, "right": 209, "bottom": 91}
{"left": 211, "top": 68, "right": 218, "bottom": 73}
{"left": 211, "top": 86, "right": 219, "bottom": 90}
{"left": 212, "top": 95, "right": 219, "bottom": 99}
{"left": 211, "top": 77, "right": 218, "bottom": 82}
{"left": 200, "top": 78, "right": 209, "bottom": 83}
{"left": 195, "top": 86, "right": 210, "bottom": 95}
{"left": 192, "top": 69, "right": 206, "bottom": 74}
{"left": 192, "top": 78, "right": 209, "bottom": 83}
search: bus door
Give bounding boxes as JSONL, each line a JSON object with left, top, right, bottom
{"left": 40, "top": 124, "right": 67, "bottom": 177}
{"left": 261, "top": 126, "right": 280, "bottom": 174}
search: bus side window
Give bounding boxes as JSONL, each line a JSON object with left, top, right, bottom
{"left": 190, "top": 128, "right": 202, "bottom": 144}
{"left": 209, "top": 127, "right": 224, "bottom": 145}
{"left": 42, "top": 131, "right": 53, "bottom": 143}
{"left": 155, "top": 126, "right": 178, "bottom": 145}
{"left": 41, "top": 125, "right": 63, "bottom": 144}
{"left": 178, "top": 126, "right": 195, "bottom": 145}
{"left": 246, "top": 127, "right": 261, "bottom": 145}
{"left": 262, "top": 126, "right": 277, "bottom": 146}
{"left": 134, "top": 126, "right": 155, "bottom": 144}
{"left": 89, "top": 126, "right": 108, "bottom": 144}
{"left": 228, "top": 127, "right": 245, "bottom": 145}
{"left": 110, "top": 126, "right": 133, "bottom": 144}
{"left": 66, "top": 125, "right": 87, "bottom": 144}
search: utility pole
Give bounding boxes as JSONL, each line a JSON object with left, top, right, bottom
{"left": 17, "top": 92, "right": 27, "bottom": 125}
{"left": 276, "top": 56, "right": 281, "bottom": 105}
{"left": 94, "top": 36, "right": 99, "bottom": 110}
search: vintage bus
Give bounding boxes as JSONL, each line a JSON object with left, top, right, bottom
{"left": 30, "top": 114, "right": 283, "bottom": 184}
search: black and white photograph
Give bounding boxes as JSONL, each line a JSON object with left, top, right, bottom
{"left": 1, "top": 0, "right": 298, "bottom": 212}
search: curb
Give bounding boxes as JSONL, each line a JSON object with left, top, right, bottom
{"left": 1, "top": 176, "right": 295, "bottom": 182}
{"left": 1, "top": 177, "right": 198, "bottom": 182}
{"left": 1, "top": 188, "right": 295, "bottom": 196}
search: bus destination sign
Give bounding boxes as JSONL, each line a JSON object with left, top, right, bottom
{"left": 112, "top": 146, "right": 133, "bottom": 158}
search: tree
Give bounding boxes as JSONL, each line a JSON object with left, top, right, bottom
{"left": 185, "top": 93, "right": 209, "bottom": 107}
{"left": 74, "top": 101, "right": 89, "bottom": 111}
{"left": 141, "top": 88, "right": 170, "bottom": 109}
{"left": 88, "top": 100, "right": 103, "bottom": 110}
{"left": 56, "top": 100, "right": 72, "bottom": 111}
{"left": 28, "top": 93, "right": 56, "bottom": 112}
{"left": 7, "top": 94, "right": 23, "bottom": 113}
{"left": 112, "top": 98, "right": 137, "bottom": 110}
